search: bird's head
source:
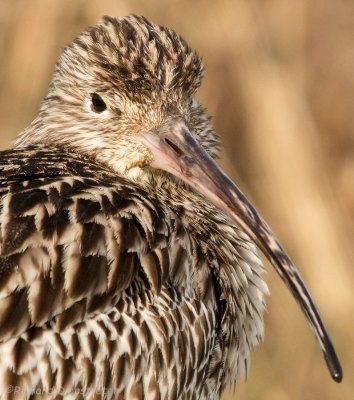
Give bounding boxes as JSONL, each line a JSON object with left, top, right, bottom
{"left": 15, "top": 15, "right": 341, "bottom": 382}
{"left": 16, "top": 15, "right": 219, "bottom": 182}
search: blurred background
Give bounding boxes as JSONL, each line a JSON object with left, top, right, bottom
{"left": 0, "top": 0, "right": 353, "bottom": 399}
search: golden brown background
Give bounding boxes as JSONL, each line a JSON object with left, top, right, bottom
{"left": 0, "top": 1, "right": 353, "bottom": 399}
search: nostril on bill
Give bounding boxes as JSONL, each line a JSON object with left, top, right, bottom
{"left": 164, "top": 138, "right": 184, "bottom": 158}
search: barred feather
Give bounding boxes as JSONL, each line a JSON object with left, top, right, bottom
{"left": 0, "top": 147, "right": 265, "bottom": 399}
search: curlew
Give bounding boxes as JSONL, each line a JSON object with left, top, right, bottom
{"left": 0, "top": 15, "right": 341, "bottom": 399}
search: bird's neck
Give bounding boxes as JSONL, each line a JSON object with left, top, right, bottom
{"left": 14, "top": 114, "right": 45, "bottom": 147}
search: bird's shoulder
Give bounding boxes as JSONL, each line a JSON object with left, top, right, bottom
{"left": 0, "top": 146, "right": 198, "bottom": 341}
{"left": 0, "top": 145, "right": 117, "bottom": 183}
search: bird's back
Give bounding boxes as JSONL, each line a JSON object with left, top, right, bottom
{"left": 0, "top": 147, "right": 226, "bottom": 399}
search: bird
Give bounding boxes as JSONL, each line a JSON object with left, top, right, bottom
{"left": 0, "top": 14, "right": 342, "bottom": 399}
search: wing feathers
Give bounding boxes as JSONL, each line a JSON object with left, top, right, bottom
{"left": 0, "top": 147, "right": 230, "bottom": 398}
{"left": 0, "top": 148, "right": 176, "bottom": 340}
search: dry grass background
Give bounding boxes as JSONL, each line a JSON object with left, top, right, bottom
{"left": 0, "top": 0, "right": 353, "bottom": 399}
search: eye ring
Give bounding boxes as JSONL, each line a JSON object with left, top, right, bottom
{"left": 91, "top": 93, "right": 107, "bottom": 113}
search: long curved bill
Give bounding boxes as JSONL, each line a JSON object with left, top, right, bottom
{"left": 139, "top": 118, "right": 342, "bottom": 382}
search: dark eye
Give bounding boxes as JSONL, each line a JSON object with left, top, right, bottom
{"left": 91, "top": 93, "right": 107, "bottom": 113}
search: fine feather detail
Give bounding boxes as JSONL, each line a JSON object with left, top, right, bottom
{"left": 0, "top": 147, "right": 265, "bottom": 398}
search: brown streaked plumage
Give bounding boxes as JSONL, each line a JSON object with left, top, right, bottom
{"left": 0, "top": 14, "right": 341, "bottom": 399}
